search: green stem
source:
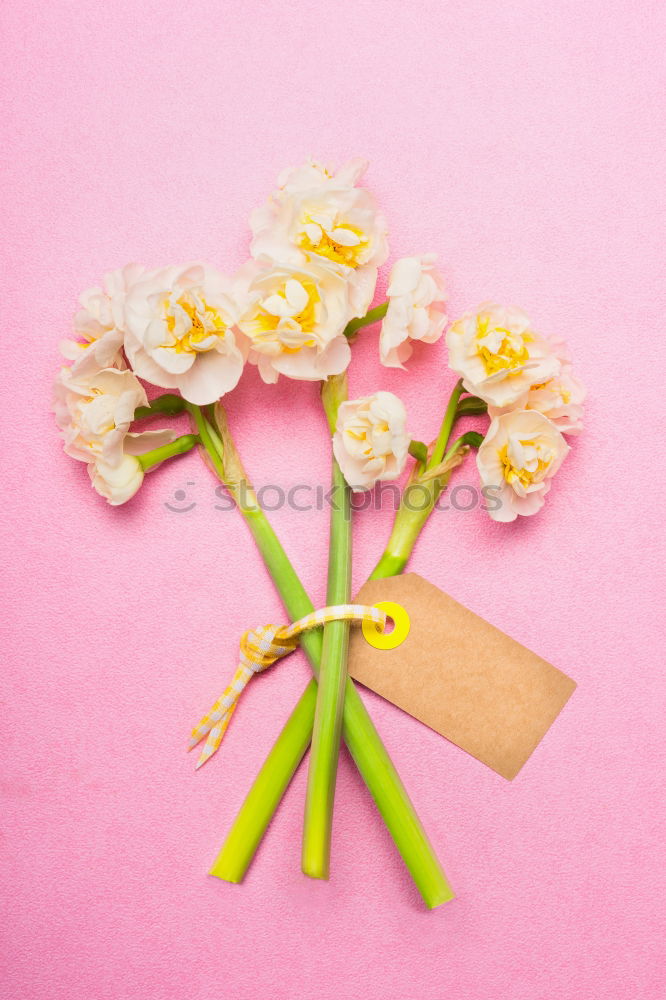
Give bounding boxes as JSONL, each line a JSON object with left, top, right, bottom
{"left": 200, "top": 401, "right": 453, "bottom": 907}
{"left": 187, "top": 404, "right": 320, "bottom": 652}
{"left": 136, "top": 434, "right": 199, "bottom": 471}
{"left": 369, "top": 435, "right": 472, "bottom": 580}
{"left": 212, "top": 682, "right": 319, "bottom": 877}
{"left": 428, "top": 379, "right": 464, "bottom": 469}
{"left": 368, "top": 379, "right": 471, "bottom": 581}
{"left": 343, "top": 301, "right": 388, "bottom": 339}
{"left": 301, "top": 377, "right": 352, "bottom": 879}
{"left": 134, "top": 393, "right": 186, "bottom": 420}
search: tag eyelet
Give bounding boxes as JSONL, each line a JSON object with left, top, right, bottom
{"left": 362, "top": 601, "right": 410, "bottom": 650}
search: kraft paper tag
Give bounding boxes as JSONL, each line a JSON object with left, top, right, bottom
{"left": 348, "top": 574, "right": 576, "bottom": 780}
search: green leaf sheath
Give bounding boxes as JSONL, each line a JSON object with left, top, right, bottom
{"left": 133, "top": 393, "right": 187, "bottom": 420}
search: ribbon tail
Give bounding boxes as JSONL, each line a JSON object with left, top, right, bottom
{"left": 188, "top": 718, "right": 215, "bottom": 751}
{"left": 188, "top": 673, "right": 246, "bottom": 753}
{"left": 195, "top": 703, "right": 237, "bottom": 769}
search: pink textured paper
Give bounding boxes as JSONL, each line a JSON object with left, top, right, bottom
{"left": 2, "top": 2, "right": 664, "bottom": 998}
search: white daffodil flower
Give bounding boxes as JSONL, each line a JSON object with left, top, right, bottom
{"left": 333, "top": 392, "right": 410, "bottom": 492}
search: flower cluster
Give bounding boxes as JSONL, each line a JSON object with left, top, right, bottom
{"left": 245, "top": 158, "right": 446, "bottom": 381}
{"left": 331, "top": 300, "right": 583, "bottom": 520}
{"left": 55, "top": 157, "right": 583, "bottom": 522}
{"left": 54, "top": 275, "right": 179, "bottom": 504}
{"left": 55, "top": 158, "right": 450, "bottom": 503}
{"left": 445, "top": 304, "right": 584, "bottom": 521}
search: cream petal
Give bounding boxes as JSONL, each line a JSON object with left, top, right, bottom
{"left": 175, "top": 347, "right": 244, "bottom": 405}
{"left": 303, "top": 222, "right": 323, "bottom": 243}
{"left": 347, "top": 265, "right": 378, "bottom": 317}
{"left": 486, "top": 483, "right": 520, "bottom": 523}
{"left": 473, "top": 372, "right": 535, "bottom": 408}
{"left": 419, "top": 310, "right": 447, "bottom": 344}
{"left": 89, "top": 454, "right": 144, "bottom": 506}
{"left": 309, "top": 210, "right": 335, "bottom": 230}
{"left": 151, "top": 346, "right": 196, "bottom": 375}
{"left": 144, "top": 316, "right": 170, "bottom": 350}
{"left": 100, "top": 426, "right": 129, "bottom": 467}
{"left": 174, "top": 263, "right": 206, "bottom": 290}
{"left": 275, "top": 317, "right": 302, "bottom": 338}
{"left": 511, "top": 489, "right": 547, "bottom": 517}
{"left": 285, "top": 279, "right": 309, "bottom": 313}
{"left": 334, "top": 157, "right": 368, "bottom": 186}
{"left": 329, "top": 227, "right": 361, "bottom": 247}
{"left": 409, "top": 308, "right": 431, "bottom": 341}
{"left": 59, "top": 339, "right": 85, "bottom": 361}
{"left": 256, "top": 353, "right": 280, "bottom": 384}
{"left": 261, "top": 293, "right": 293, "bottom": 318}
{"left": 72, "top": 330, "right": 125, "bottom": 377}
{"left": 84, "top": 368, "right": 134, "bottom": 399}
{"left": 271, "top": 346, "right": 324, "bottom": 380}
{"left": 191, "top": 334, "right": 219, "bottom": 353}
{"left": 315, "top": 336, "right": 352, "bottom": 377}
{"left": 124, "top": 429, "right": 178, "bottom": 456}
{"left": 387, "top": 257, "right": 422, "bottom": 297}
{"left": 126, "top": 345, "right": 182, "bottom": 390}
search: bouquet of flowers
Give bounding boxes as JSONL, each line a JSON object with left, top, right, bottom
{"left": 54, "top": 157, "right": 584, "bottom": 908}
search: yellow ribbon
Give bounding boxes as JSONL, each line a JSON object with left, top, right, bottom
{"left": 189, "top": 603, "right": 386, "bottom": 769}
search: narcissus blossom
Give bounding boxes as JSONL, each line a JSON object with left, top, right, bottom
{"left": 89, "top": 426, "right": 181, "bottom": 505}
{"left": 54, "top": 365, "right": 176, "bottom": 504}
{"left": 446, "top": 304, "right": 560, "bottom": 408}
{"left": 488, "top": 361, "right": 585, "bottom": 434}
{"left": 485, "top": 336, "right": 585, "bottom": 433}
{"left": 88, "top": 454, "right": 145, "bottom": 505}
{"left": 380, "top": 255, "right": 447, "bottom": 368}
{"left": 333, "top": 391, "right": 410, "bottom": 492}
{"left": 60, "top": 264, "right": 145, "bottom": 377}
{"left": 477, "top": 410, "right": 569, "bottom": 522}
{"left": 87, "top": 428, "right": 178, "bottom": 504}
{"left": 273, "top": 157, "right": 369, "bottom": 194}
{"left": 250, "top": 158, "right": 388, "bottom": 317}
{"left": 124, "top": 264, "right": 245, "bottom": 405}
{"left": 237, "top": 260, "right": 351, "bottom": 383}
{"left": 54, "top": 366, "right": 149, "bottom": 466}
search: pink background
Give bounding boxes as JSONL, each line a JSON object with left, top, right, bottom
{"left": 2, "top": 1, "right": 664, "bottom": 997}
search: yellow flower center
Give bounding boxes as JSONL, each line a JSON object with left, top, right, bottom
{"left": 165, "top": 296, "right": 226, "bottom": 353}
{"left": 531, "top": 377, "right": 571, "bottom": 405}
{"left": 346, "top": 426, "right": 374, "bottom": 455}
{"left": 248, "top": 280, "right": 321, "bottom": 352}
{"left": 476, "top": 312, "right": 532, "bottom": 376}
{"left": 77, "top": 390, "right": 116, "bottom": 450}
{"left": 499, "top": 440, "right": 551, "bottom": 488}
{"left": 298, "top": 217, "right": 368, "bottom": 269}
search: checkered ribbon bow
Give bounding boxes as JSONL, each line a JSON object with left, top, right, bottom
{"left": 189, "top": 603, "right": 386, "bottom": 769}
